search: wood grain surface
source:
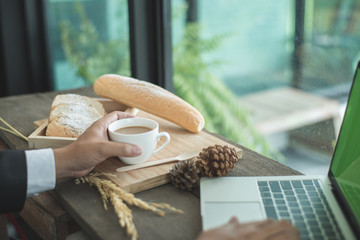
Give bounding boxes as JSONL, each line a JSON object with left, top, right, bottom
{"left": 27, "top": 97, "right": 243, "bottom": 194}
{"left": 95, "top": 110, "right": 242, "bottom": 193}
{"left": 0, "top": 87, "right": 98, "bottom": 150}
{"left": 0, "top": 86, "right": 301, "bottom": 240}
{"left": 238, "top": 87, "right": 340, "bottom": 135}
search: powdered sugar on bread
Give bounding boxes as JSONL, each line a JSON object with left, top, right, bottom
{"left": 46, "top": 94, "right": 105, "bottom": 138}
{"left": 51, "top": 94, "right": 105, "bottom": 115}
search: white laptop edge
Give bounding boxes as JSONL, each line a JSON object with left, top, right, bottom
{"left": 200, "top": 175, "right": 356, "bottom": 240}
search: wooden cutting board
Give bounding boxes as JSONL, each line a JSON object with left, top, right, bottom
{"left": 30, "top": 99, "right": 242, "bottom": 193}
{"left": 95, "top": 110, "right": 242, "bottom": 193}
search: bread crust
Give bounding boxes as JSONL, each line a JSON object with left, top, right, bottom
{"left": 51, "top": 94, "right": 105, "bottom": 115}
{"left": 46, "top": 94, "right": 105, "bottom": 137}
{"left": 93, "top": 74, "right": 205, "bottom": 133}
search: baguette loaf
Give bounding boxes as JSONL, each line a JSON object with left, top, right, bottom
{"left": 46, "top": 94, "right": 105, "bottom": 138}
{"left": 93, "top": 74, "right": 205, "bottom": 133}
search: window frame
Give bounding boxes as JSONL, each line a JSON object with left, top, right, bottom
{"left": 0, "top": 0, "right": 53, "bottom": 97}
{"left": 128, "top": 0, "right": 174, "bottom": 92}
{"left": 0, "top": 0, "right": 306, "bottom": 96}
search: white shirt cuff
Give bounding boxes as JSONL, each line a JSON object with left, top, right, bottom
{"left": 25, "top": 148, "right": 56, "bottom": 196}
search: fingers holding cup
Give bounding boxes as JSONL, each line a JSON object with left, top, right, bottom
{"left": 108, "top": 118, "right": 171, "bottom": 165}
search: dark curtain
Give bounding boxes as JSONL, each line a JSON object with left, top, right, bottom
{"left": 0, "top": 0, "right": 52, "bottom": 97}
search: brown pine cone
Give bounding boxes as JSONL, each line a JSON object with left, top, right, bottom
{"left": 169, "top": 159, "right": 200, "bottom": 191}
{"left": 196, "top": 145, "right": 238, "bottom": 177}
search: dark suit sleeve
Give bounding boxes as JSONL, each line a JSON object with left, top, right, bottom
{"left": 0, "top": 150, "right": 27, "bottom": 213}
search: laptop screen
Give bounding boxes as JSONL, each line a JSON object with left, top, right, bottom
{"left": 330, "top": 62, "right": 360, "bottom": 229}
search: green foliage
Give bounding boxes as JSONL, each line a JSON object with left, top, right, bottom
{"left": 60, "top": 3, "right": 279, "bottom": 159}
{"left": 173, "top": 23, "right": 276, "bottom": 157}
{"left": 60, "top": 2, "right": 130, "bottom": 83}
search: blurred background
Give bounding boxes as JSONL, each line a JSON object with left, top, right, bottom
{"left": 2, "top": 0, "right": 360, "bottom": 176}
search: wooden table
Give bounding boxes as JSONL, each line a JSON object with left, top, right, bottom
{"left": 0, "top": 87, "right": 301, "bottom": 240}
{"left": 238, "top": 87, "right": 341, "bottom": 136}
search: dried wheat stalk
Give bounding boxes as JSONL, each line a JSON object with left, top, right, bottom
{"left": 108, "top": 191, "right": 138, "bottom": 239}
{"left": 75, "top": 172, "right": 183, "bottom": 240}
{"left": 0, "top": 117, "right": 28, "bottom": 141}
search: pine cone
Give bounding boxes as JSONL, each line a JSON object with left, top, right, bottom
{"left": 197, "top": 145, "right": 238, "bottom": 177}
{"left": 169, "top": 160, "right": 200, "bottom": 191}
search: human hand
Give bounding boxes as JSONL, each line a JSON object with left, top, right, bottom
{"left": 53, "top": 111, "right": 142, "bottom": 180}
{"left": 197, "top": 217, "right": 299, "bottom": 240}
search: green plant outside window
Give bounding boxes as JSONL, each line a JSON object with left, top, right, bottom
{"left": 59, "top": 2, "right": 278, "bottom": 159}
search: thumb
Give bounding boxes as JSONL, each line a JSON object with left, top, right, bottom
{"left": 100, "top": 141, "right": 142, "bottom": 158}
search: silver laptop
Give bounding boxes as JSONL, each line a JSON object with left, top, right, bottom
{"left": 200, "top": 62, "right": 360, "bottom": 240}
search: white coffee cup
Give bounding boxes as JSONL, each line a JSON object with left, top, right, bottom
{"left": 108, "top": 118, "right": 170, "bottom": 165}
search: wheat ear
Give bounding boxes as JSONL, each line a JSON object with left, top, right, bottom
{"left": 75, "top": 172, "right": 183, "bottom": 240}
{"left": 107, "top": 190, "right": 138, "bottom": 240}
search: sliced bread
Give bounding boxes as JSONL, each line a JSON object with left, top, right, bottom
{"left": 51, "top": 94, "right": 105, "bottom": 116}
{"left": 46, "top": 94, "right": 105, "bottom": 138}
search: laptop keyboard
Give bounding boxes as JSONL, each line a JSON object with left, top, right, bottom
{"left": 258, "top": 179, "right": 344, "bottom": 240}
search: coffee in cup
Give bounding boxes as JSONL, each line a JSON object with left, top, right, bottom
{"left": 115, "top": 126, "right": 152, "bottom": 134}
{"left": 108, "top": 118, "right": 170, "bottom": 165}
